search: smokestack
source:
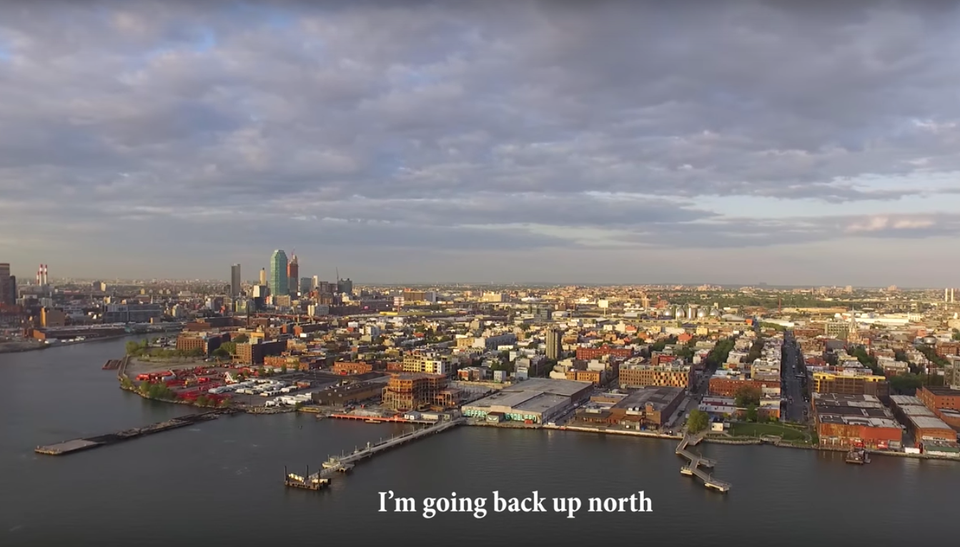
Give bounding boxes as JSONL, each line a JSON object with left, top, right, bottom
{"left": 42, "top": 264, "right": 48, "bottom": 286}
{"left": 37, "top": 265, "right": 42, "bottom": 286}
{"left": 947, "top": 288, "right": 951, "bottom": 303}
{"left": 952, "top": 288, "right": 956, "bottom": 303}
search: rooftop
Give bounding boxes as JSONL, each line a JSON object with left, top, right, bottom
{"left": 924, "top": 386, "right": 960, "bottom": 397}
{"left": 614, "top": 386, "right": 684, "bottom": 411}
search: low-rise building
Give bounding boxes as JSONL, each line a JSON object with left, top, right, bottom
{"left": 812, "top": 393, "right": 903, "bottom": 450}
{"left": 461, "top": 378, "right": 592, "bottom": 424}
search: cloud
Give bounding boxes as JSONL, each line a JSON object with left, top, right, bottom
{"left": 1, "top": 0, "right": 960, "bottom": 282}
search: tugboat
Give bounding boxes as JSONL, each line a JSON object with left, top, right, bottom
{"left": 845, "top": 447, "right": 870, "bottom": 465}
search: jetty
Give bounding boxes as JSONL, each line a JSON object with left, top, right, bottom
{"left": 102, "top": 356, "right": 128, "bottom": 371}
{"left": 35, "top": 409, "right": 236, "bottom": 456}
{"left": 284, "top": 417, "right": 462, "bottom": 491}
{"left": 676, "top": 432, "right": 731, "bottom": 492}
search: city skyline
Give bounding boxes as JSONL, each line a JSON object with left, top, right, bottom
{"left": 3, "top": 2, "right": 960, "bottom": 284}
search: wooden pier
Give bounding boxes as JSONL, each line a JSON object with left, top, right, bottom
{"left": 676, "top": 433, "right": 731, "bottom": 492}
{"left": 286, "top": 418, "right": 462, "bottom": 491}
{"left": 35, "top": 410, "right": 236, "bottom": 456}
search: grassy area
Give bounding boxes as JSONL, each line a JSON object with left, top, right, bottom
{"left": 729, "top": 422, "right": 809, "bottom": 442}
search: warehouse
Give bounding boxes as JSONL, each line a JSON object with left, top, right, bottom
{"left": 576, "top": 386, "right": 683, "bottom": 429}
{"left": 890, "top": 395, "right": 957, "bottom": 444}
{"left": 461, "top": 378, "right": 592, "bottom": 424}
{"left": 812, "top": 393, "right": 903, "bottom": 450}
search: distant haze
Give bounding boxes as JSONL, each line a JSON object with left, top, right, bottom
{"left": 2, "top": 1, "right": 960, "bottom": 286}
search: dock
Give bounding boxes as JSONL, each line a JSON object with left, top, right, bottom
{"left": 285, "top": 418, "right": 462, "bottom": 491}
{"left": 327, "top": 413, "right": 438, "bottom": 424}
{"left": 35, "top": 410, "right": 236, "bottom": 456}
{"left": 676, "top": 432, "right": 731, "bottom": 492}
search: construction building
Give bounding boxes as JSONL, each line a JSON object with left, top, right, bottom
{"left": 381, "top": 373, "right": 455, "bottom": 412}
{"left": 812, "top": 393, "right": 903, "bottom": 450}
{"left": 619, "top": 362, "right": 692, "bottom": 389}
{"left": 812, "top": 372, "right": 889, "bottom": 398}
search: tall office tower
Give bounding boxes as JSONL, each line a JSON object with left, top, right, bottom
{"left": 947, "top": 288, "right": 951, "bottom": 303}
{"left": 230, "top": 264, "right": 242, "bottom": 297}
{"left": 311, "top": 275, "right": 319, "bottom": 290}
{"left": 0, "top": 263, "right": 10, "bottom": 305}
{"left": 8, "top": 275, "right": 16, "bottom": 304}
{"left": 269, "top": 250, "right": 289, "bottom": 300}
{"left": 546, "top": 328, "right": 563, "bottom": 360}
{"left": 259, "top": 268, "right": 267, "bottom": 286}
{"left": 337, "top": 277, "right": 353, "bottom": 295}
{"left": 287, "top": 254, "right": 299, "bottom": 295}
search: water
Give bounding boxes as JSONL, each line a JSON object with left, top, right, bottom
{"left": 2, "top": 338, "right": 959, "bottom": 545}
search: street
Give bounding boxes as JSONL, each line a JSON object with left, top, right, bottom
{"left": 781, "top": 332, "right": 808, "bottom": 423}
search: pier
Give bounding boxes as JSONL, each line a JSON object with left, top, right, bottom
{"left": 676, "top": 432, "right": 731, "bottom": 492}
{"left": 327, "top": 413, "right": 439, "bottom": 424}
{"left": 35, "top": 410, "right": 236, "bottom": 456}
{"left": 284, "top": 418, "right": 462, "bottom": 491}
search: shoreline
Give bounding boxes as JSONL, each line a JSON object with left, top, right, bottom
{"left": 1, "top": 334, "right": 130, "bottom": 355}
{"left": 112, "top": 360, "right": 960, "bottom": 464}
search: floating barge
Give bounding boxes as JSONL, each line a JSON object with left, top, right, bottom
{"left": 845, "top": 448, "right": 870, "bottom": 465}
{"left": 284, "top": 466, "right": 330, "bottom": 491}
{"left": 35, "top": 410, "right": 235, "bottom": 456}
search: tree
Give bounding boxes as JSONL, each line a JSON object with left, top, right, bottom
{"left": 745, "top": 404, "right": 759, "bottom": 423}
{"left": 219, "top": 342, "right": 237, "bottom": 355}
{"left": 687, "top": 409, "right": 709, "bottom": 433}
{"left": 890, "top": 374, "right": 923, "bottom": 395}
{"left": 233, "top": 333, "right": 249, "bottom": 344}
{"left": 734, "top": 385, "right": 761, "bottom": 407}
{"left": 212, "top": 347, "right": 230, "bottom": 359}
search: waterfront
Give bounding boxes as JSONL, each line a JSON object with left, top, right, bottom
{"left": 3, "top": 338, "right": 960, "bottom": 545}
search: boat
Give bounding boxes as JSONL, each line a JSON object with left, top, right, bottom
{"left": 365, "top": 419, "right": 382, "bottom": 424}
{"left": 845, "top": 448, "right": 870, "bottom": 464}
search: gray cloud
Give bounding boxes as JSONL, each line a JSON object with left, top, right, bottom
{"left": 1, "top": 0, "right": 960, "bottom": 282}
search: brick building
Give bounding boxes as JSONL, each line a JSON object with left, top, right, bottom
{"left": 575, "top": 346, "right": 633, "bottom": 360}
{"left": 333, "top": 361, "right": 374, "bottom": 375}
{"left": 708, "top": 373, "right": 780, "bottom": 397}
{"left": 812, "top": 393, "right": 903, "bottom": 450}
{"left": 565, "top": 369, "right": 603, "bottom": 385}
{"left": 236, "top": 340, "right": 286, "bottom": 365}
{"left": 917, "top": 386, "right": 960, "bottom": 429}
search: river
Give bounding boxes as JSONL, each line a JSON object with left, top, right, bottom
{"left": 2, "top": 337, "right": 958, "bottom": 546}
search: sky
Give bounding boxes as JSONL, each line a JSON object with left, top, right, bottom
{"left": 2, "top": 0, "right": 960, "bottom": 286}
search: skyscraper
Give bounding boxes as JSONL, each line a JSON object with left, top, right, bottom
{"left": 287, "top": 254, "right": 299, "bottom": 295}
{"left": 269, "top": 250, "right": 289, "bottom": 300}
{"left": 259, "top": 268, "right": 267, "bottom": 286}
{"left": 230, "top": 264, "right": 242, "bottom": 297}
{"left": 546, "top": 329, "right": 562, "bottom": 360}
{"left": 0, "top": 263, "right": 11, "bottom": 306}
